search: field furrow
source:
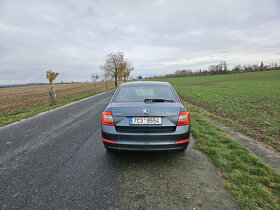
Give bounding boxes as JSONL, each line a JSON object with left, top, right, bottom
{"left": 0, "top": 82, "right": 114, "bottom": 114}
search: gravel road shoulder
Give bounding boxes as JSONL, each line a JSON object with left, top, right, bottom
{"left": 109, "top": 137, "right": 239, "bottom": 209}
{"left": 208, "top": 118, "right": 280, "bottom": 171}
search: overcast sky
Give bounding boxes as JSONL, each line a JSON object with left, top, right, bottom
{"left": 0, "top": 0, "right": 280, "bottom": 84}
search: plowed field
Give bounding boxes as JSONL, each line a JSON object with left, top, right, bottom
{"left": 0, "top": 82, "right": 114, "bottom": 114}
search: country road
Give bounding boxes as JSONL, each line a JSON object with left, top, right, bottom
{"left": 0, "top": 90, "right": 238, "bottom": 209}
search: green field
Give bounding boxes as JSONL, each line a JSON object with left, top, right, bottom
{"left": 154, "top": 71, "right": 280, "bottom": 150}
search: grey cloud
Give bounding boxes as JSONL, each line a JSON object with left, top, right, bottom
{"left": 0, "top": 0, "right": 280, "bottom": 84}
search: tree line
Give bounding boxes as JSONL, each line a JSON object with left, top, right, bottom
{"left": 150, "top": 61, "right": 280, "bottom": 79}
{"left": 45, "top": 52, "right": 134, "bottom": 105}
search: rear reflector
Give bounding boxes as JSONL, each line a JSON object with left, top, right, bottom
{"left": 102, "top": 112, "right": 115, "bottom": 126}
{"left": 102, "top": 138, "right": 116, "bottom": 143}
{"left": 175, "top": 139, "right": 190, "bottom": 144}
{"left": 177, "top": 112, "right": 190, "bottom": 126}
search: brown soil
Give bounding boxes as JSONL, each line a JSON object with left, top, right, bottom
{"left": 0, "top": 82, "right": 114, "bottom": 114}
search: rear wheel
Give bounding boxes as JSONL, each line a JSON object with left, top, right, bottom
{"left": 178, "top": 146, "right": 188, "bottom": 152}
{"left": 104, "top": 145, "right": 114, "bottom": 152}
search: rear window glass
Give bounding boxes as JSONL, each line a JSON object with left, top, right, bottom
{"left": 113, "top": 85, "right": 178, "bottom": 102}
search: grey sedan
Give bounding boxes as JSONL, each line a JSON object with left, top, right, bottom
{"left": 101, "top": 81, "right": 190, "bottom": 151}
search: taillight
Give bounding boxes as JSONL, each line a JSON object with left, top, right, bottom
{"left": 102, "top": 138, "right": 116, "bottom": 143}
{"left": 102, "top": 112, "right": 114, "bottom": 126}
{"left": 175, "top": 139, "right": 190, "bottom": 144}
{"left": 177, "top": 112, "right": 190, "bottom": 126}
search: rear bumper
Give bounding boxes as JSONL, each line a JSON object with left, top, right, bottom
{"left": 103, "top": 141, "right": 189, "bottom": 151}
{"left": 101, "top": 124, "right": 190, "bottom": 151}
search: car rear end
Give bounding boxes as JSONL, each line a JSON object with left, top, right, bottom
{"left": 101, "top": 81, "right": 190, "bottom": 151}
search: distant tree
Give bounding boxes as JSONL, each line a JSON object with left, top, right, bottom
{"left": 269, "top": 62, "right": 276, "bottom": 70}
{"left": 260, "top": 61, "right": 264, "bottom": 71}
{"left": 202, "top": 70, "right": 208, "bottom": 76}
{"left": 208, "top": 65, "right": 216, "bottom": 75}
{"left": 243, "top": 64, "right": 254, "bottom": 72}
{"left": 232, "top": 65, "right": 242, "bottom": 73}
{"left": 175, "top": 69, "right": 193, "bottom": 77}
{"left": 149, "top": 59, "right": 279, "bottom": 79}
{"left": 100, "top": 52, "right": 125, "bottom": 87}
{"left": 101, "top": 71, "right": 111, "bottom": 90}
{"left": 91, "top": 72, "right": 100, "bottom": 93}
{"left": 273, "top": 62, "right": 278, "bottom": 68}
{"left": 118, "top": 60, "right": 134, "bottom": 82}
{"left": 222, "top": 61, "right": 228, "bottom": 73}
{"left": 264, "top": 64, "right": 270, "bottom": 71}
{"left": 218, "top": 62, "right": 224, "bottom": 74}
{"left": 252, "top": 64, "right": 259, "bottom": 71}
{"left": 137, "top": 75, "right": 143, "bottom": 80}
{"left": 46, "top": 70, "right": 59, "bottom": 105}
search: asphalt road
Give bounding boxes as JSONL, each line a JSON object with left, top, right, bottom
{"left": 0, "top": 90, "right": 238, "bottom": 209}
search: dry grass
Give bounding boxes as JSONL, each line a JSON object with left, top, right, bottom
{"left": 0, "top": 82, "right": 114, "bottom": 114}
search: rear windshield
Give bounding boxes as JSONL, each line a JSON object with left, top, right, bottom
{"left": 113, "top": 85, "right": 178, "bottom": 102}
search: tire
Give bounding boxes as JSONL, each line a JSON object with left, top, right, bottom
{"left": 104, "top": 145, "right": 114, "bottom": 152}
{"left": 178, "top": 146, "right": 188, "bottom": 152}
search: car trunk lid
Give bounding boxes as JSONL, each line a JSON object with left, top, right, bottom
{"left": 110, "top": 102, "right": 180, "bottom": 127}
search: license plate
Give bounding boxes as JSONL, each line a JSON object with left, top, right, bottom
{"left": 129, "top": 117, "right": 161, "bottom": 125}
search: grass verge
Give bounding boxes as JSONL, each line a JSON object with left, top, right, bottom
{"left": 183, "top": 101, "right": 280, "bottom": 209}
{"left": 0, "top": 87, "right": 115, "bottom": 127}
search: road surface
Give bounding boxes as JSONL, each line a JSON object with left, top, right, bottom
{"left": 0, "top": 90, "right": 238, "bottom": 209}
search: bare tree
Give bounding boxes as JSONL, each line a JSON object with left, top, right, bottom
{"left": 260, "top": 61, "right": 264, "bottom": 71}
{"left": 101, "top": 69, "right": 112, "bottom": 90}
{"left": 222, "top": 61, "right": 228, "bottom": 73}
{"left": 252, "top": 64, "right": 259, "bottom": 71}
{"left": 173, "top": 69, "right": 193, "bottom": 77}
{"left": 100, "top": 52, "right": 125, "bottom": 87}
{"left": 218, "top": 62, "right": 223, "bottom": 74}
{"left": 272, "top": 62, "right": 278, "bottom": 68}
{"left": 232, "top": 65, "right": 242, "bottom": 73}
{"left": 91, "top": 72, "right": 100, "bottom": 93}
{"left": 208, "top": 65, "right": 216, "bottom": 73}
{"left": 46, "top": 70, "right": 59, "bottom": 105}
{"left": 137, "top": 75, "right": 143, "bottom": 80}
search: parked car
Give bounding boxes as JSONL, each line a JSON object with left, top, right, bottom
{"left": 101, "top": 81, "right": 190, "bottom": 151}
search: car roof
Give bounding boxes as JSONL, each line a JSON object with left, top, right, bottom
{"left": 119, "top": 81, "right": 171, "bottom": 87}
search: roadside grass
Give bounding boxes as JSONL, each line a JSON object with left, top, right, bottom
{"left": 153, "top": 71, "right": 280, "bottom": 151}
{"left": 0, "top": 87, "right": 115, "bottom": 127}
{"left": 183, "top": 101, "right": 280, "bottom": 209}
